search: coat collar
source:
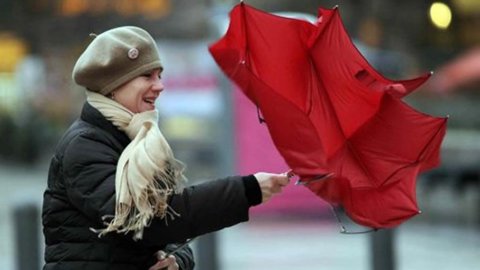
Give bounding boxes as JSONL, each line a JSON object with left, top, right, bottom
{"left": 80, "top": 102, "right": 131, "bottom": 146}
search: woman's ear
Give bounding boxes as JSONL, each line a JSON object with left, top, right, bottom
{"left": 108, "top": 91, "right": 116, "bottom": 101}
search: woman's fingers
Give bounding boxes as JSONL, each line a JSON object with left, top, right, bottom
{"left": 254, "top": 172, "right": 292, "bottom": 202}
{"left": 276, "top": 174, "right": 290, "bottom": 187}
{"left": 284, "top": 170, "right": 295, "bottom": 178}
{"left": 155, "top": 251, "right": 167, "bottom": 260}
{"left": 149, "top": 253, "right": 178, "bottom": 270}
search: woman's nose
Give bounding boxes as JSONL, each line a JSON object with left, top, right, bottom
{"left": 152, "top": 78, "right": 164, "bottom": 92}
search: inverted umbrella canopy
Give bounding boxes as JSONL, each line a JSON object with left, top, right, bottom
{"left": 209, "top": 3, "right": 447, "bottom": 229}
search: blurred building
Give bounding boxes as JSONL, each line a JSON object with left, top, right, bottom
{"left": 1, "top": 0, "right": 480, "bottom": 118}
{"left": 0, "top": 0, "right": 478, "bottom": 222}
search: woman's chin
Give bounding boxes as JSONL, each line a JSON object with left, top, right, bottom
{"left": 139, "top": 104, "right": 156, "bottom": 112}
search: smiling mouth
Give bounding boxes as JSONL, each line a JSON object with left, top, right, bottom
{"left": 143, "top": 98, "right": 156, "bottom": 104}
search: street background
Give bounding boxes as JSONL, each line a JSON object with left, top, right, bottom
{"left": 1, "top": 0, "right": 479, "bottom": 269}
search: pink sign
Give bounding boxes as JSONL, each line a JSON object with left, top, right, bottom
{"left": 233, "top": 88, "right": 329, "bottom": 216}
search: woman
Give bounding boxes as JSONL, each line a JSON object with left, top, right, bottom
{"left": 42, "top": 26, "right": 290, "bottom": 270}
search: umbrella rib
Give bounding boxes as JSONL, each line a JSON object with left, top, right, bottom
{"left": 306, "top": 9, "right": 382, "bottom": 185}
{"left": 414, "top": 117, "right": 448, "bottom": 165}
{"left": 364, "top": 114, "right": 447, "bottom": 186}
{"left": 307, "top": 46, "right": 378, "bottom": 185}
{"left": 306, "top": 9, "right": 351, "bottom": 144}
{"left": 378, "top": 103, "right": 447, "bottom": 184}
{"left": 346, "top": 140, "right": 379, "bottom": 185}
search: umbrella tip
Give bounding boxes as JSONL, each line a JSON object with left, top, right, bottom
{"left": 333, "top": 5, "right": 339, "bottom": 9}
{"left": 418, "top": 210, "right": 423, "bottom": 214}
{"left": 429, "top": 70, "right": 434, "bottom": 75}
{"left": 446, "top": 114, "right": 450, "bottom": 119}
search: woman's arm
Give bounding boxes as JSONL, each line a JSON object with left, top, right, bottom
{"left": 62, "top": 131, "right": 288, "bottom": 246}
{"left": 140, "top": 173, "right": 288, "bottom": 246}
{"left": 140, "top": 176, "right": 254, "bottom": 246}
{"left": 61, "top": 131, "right": 255, "bottom": 241}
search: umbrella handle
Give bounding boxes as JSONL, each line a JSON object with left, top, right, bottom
{"left": 256, "top": 106, "right": 266, "bottom": 124}
{"left": 295, "top": 173, "right": 334, "bottom": 185}
{"left": 284, "top": 170, "right": 295, "bottom": 178}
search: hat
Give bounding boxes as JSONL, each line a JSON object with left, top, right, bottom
{"left": 73, "top": 26, "right": 163, "bottom": 95}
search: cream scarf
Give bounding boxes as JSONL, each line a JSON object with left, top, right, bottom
{"left": 86, "top": 90, "right": 186, "bottom": 240}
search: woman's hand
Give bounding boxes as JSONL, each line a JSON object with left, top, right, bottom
{"left": 254, "top": 171, "right": 292, "bottom": 203}
{"left": 149, "top": 251, "right": 179, "bottom": 270}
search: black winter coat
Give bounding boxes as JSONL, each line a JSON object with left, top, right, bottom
{"left": 42, "top": 102, "right": 261, "bottom": 270}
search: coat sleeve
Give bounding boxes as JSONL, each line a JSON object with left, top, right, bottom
{"left": 62, "top": 131, "right": 118, "bottom": 224}
{"left": 140, "top": 176, "right": 253, "bottom": 246}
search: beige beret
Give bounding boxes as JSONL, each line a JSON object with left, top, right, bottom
{"left": 73, "top": 26, "right": 163, "bottom": 95}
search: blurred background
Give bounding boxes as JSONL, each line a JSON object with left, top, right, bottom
{"left": 0, "top": 0, "right": 479, "bottom": 269}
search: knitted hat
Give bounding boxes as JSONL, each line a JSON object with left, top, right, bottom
{"left": 73, "top": 26, "right": 162, "bottom": 95}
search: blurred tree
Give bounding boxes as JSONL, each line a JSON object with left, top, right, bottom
{"left": 0, "top": 111, "right": 16, "bottom": 160}
{"left": 0, "top": 0, "right": 14, "bottom": 29}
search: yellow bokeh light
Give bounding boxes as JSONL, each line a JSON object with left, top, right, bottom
{"left": 0, "top": 33, "right": 27, "bottom": 73}
{"left": 138, "top": 0, "right": 171, "bottom": 19}
{"left": 60, "top": 0, "right": 88, "bottom": 16}
{"left": 429, "top": 2, "right": 452, "bottom": 30}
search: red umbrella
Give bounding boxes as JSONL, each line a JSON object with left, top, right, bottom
{"left": 209, "top": 3, "right": 447, "bottom": 229}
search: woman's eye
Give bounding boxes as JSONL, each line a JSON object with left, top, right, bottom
{"left": 142, "top": 73, "right": 151, "bottom": 78}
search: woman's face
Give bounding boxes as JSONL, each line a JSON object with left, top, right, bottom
{"left": 112, "top": 68, "right": 164, "bottom": 113}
